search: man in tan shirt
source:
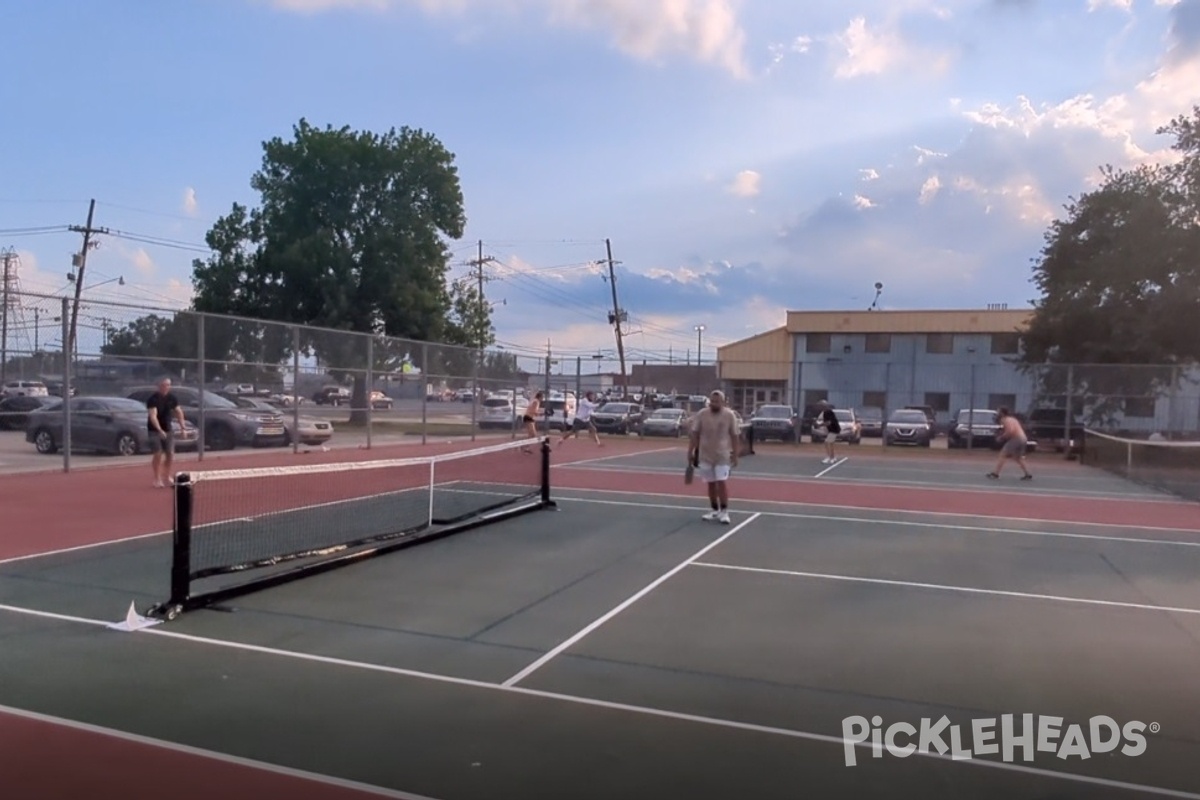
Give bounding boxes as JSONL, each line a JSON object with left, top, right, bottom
{"left": 688, "top": 390, "right": 741, "bottom": 524}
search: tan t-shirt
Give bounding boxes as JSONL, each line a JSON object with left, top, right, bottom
{"left": 692, "top": 406, "right": 738, "bottom": 466}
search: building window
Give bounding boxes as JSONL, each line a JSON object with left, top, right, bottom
{"left": 804, "top": 389, "right": 828, "bottom": 407}
{"left": 991, "top": 333, "right": 1021, "bottom": 355}
{"left": 863, "top": 390, "right": 887, "bottom": 410}
{"left": 926, "top": 333, "right": 954, "bottom": 354}
{"left": 865, "top": 333, "right": 892, "bottom": 353}
{"left": 924, "top": 392, "right": 951, "bottom": 413}
{"left": 806, "top": 333, "right": 831, "bottom": 353}
{"left": 1124, "top": 397, "right": 1156, "bottom": 418}
{"left": 988, "top": 394, "right": 1017, "bottom": 411}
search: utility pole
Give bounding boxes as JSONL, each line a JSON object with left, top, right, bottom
{"left": 603, "top": 238, "right": 628, "bottom": 398}
{"left": 67, "top": 199, "right": 108, "bottom": 359}
{"left": 468, "top": 240, "right": 498, "bottom": 352}
{"left": 1, "top": 248, "right": 13, "bottom": 385}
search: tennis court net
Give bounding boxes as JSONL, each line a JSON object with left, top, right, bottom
{"left": 149, "top": 437, "right": 554, "bottom": 619}
{"left": 1081, "top": 429, "right": 1200, "bottom": 502}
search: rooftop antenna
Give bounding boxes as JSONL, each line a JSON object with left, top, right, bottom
{"left": 868, "top": 282, "right": 883, "bottom": 311}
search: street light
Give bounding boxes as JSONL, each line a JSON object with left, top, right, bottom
{"left": 694, "top": 325, "right": 706, "bottom": 364}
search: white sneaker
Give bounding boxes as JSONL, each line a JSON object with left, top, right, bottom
{"left": 718, "top": 511, "right": 731, "bottom": 524}
{"left": 702, "top": 511, "right": 720, "bottom": 521}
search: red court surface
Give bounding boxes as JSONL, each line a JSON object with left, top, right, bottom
{"left": 0, "top": 706, "right": 423, "bottom": 800}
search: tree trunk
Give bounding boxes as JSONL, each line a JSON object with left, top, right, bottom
{"left": 348, "top": 373, "right": 369, "bottom": 426}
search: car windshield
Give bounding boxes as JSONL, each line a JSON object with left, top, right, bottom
{"left": 96, "top": 398, "right": 149, "bottom": 413}
{"left": 835, "top": 410, "right": 854, "bottom": 422}
{"left": 483, "top": 398, "right": 511, "bottom": 408}
{"left": 651, "top": 409, "right": 683, "bottom": 418}
{"left": 603, "top": 403, "right": 632, "bottom": 413}
{"left": 957, "top": 410, "right": 997, "bottom": 423}
{"left": 860, "top": 408, "right": 882, "bottom": 420}
{"left": 890, "top": 410, "right": 928, "bottom": 423}
{"left": 757, "top": 406, "right": 792, "bottom": 418}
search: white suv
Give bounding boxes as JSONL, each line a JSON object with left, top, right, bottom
{"left": 2, "top": 381, "right": 49, "bottom": 398}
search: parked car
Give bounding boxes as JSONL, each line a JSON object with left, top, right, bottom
{"left": 884, "top": 408, "right": 934, "bottom": 447}
{"left": 479, "top": 396, "right": 520, "bottom": 430}
{"left": 543, "top": 393, "right": 577, "bottom": 431}
{"left": 224, "top": 395, "right": 333, "bottom": 446}
{"left": 0, "top": 395, "right": 60, "bottom": 430}
{"left": 369, "top": 390, "right": 393, "bottom": 410}
{"left": 750, "top": 405, "right": 798, "bottom": 442}
{"left": 812, "top": 408, "right": 862, "bottom": 445}
{"left": 25, "top": 396, "right": 199, "bottom": 456}
{"left": 590, "top": 401, "right": 644, "bottom": 435}
{"left": 312, "top": 386, "right": 350, "bottom": 406}
{"left": 638, "top": 407, "right": 689, "bottom": 437}
{"left": 2, "top": 380, "right": 49, "bottom": 398}
{"left": 947, "top": 408, "right": 1003, "bottom": 449}
{"left": 858, "top": 407, "right": 884, "bottom": 438}
{"left": 1025, "top": 406, "right": 1085, "bottom": 455}
{"left": 127, "top": 386, "right": 287, "bottom": 450}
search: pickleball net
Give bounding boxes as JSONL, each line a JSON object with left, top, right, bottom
{"left": 149, "top": 437, "right": 555, "bottom": 619}
{"left": 1081, "top": 428, "right": 1200, "bottom": 503}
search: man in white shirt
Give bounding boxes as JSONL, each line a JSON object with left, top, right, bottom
{"left": 558, "top": 391, "right": 602, "bottom": 447}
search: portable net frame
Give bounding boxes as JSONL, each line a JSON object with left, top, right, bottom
{"left": 148, "top": 437, "right": 555, "bottom": 619}
{"left": 1081, "top": 429, "right": 1200, "bottom": 503}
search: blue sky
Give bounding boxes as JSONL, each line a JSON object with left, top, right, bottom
{"left": 2, "top": 0, "right": 1199, "bottom": 369}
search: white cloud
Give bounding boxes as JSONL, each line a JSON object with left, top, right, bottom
{"left": 265, "top": 0, "right": 750, "bottom": 77}
{"left": 131, "top": 248, "right": 156, "bottom": 278}
{"left": 853, "top": 194, "right": 876, "bottom": 209}
{"left": 832, "top": 15, "right": 954, "bottom": 79}
{"left": 860, "top": 168, "right": 881, "bottom": 181}
{"left": 914, "top": 146, "right": 947, "bottom": 165}
{"left": 728, "top": 169, "right": 761, "bottom": 197}
{"left": 182, "top": 187, "right": 198, "bottom": 216}
{"left": 1088, "top": 0, "right": 1133, "bottom": 10}
{"left": 918, "top": 175, "right": 941, "bottom": 205}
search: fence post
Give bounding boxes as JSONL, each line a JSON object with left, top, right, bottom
{"left": 470, "top": 347, "right": 479, "bottom": 442}
{"left": 420, "top": 342, "right": 428, "bottom": 446}
{"left": 197, "top": 314, "right": 206, "bottom": 460}
{"left": 291, "top": 326, "right": 300, "bottom": 455}
{"left": 1169, "top": 365, "right": 1180, "bottom": 436}
{"left": 60, "top": 298, "right": 71, "bottom": 473}
{"left": 1064, "top": 364, "right": 1074, "bottom": 458}
{"left": 575, "top": 356, "right": 581, "bottom": 403}
{"left": 366, "top": 335, "right": 374, "bottom": 450}
{"left": 967, "top": 363, "right": 976, "bottom": 450}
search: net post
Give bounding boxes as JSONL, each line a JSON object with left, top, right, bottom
{"left": 1064, "top": 364, "right": 1074, "bottom": 459}
{"left": 540, "top": 437, "right": 553, "bottom": 506}
{"left": 169, "top": 474, "right": 194, "bottom": 611}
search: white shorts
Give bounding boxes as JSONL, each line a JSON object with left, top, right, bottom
{"left": 697, "top": 462, "right": 731, "bottom": 483}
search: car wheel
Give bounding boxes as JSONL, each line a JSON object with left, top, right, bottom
{"left": 207, "top": 424, "right": 236, "bottom": 451}
{"left": 114, "top": 432, "right": 140, "bottom": 456}
{"left": 33, "top": 429, "right": 57, "bottom": 454}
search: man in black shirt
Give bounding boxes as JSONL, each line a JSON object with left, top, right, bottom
{"left": 146, "top": 378, "right": 185, "bottom": 488}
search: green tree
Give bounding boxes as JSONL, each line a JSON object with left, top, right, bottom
{"left": 1020, "top": 106, "right": 1200, "bottom": 429}
{"left": 191, "top": 119, "right": 474, "bottom": 420}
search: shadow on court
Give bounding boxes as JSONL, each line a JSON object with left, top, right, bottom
{"left": 2, "top": 490, "right": 1199, "bottom": 799}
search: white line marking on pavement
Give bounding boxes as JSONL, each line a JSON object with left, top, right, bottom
{"left": 500, "top": 512, "right": 763, "bottom": 688}
{"left": 814, "top": 457, "right": 848, "bottom": 478}
{"left": 691, "top": 562, "right": 1200, "bottom": 616}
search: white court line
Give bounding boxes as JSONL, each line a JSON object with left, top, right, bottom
{"left": 500, "top": 512, "right": 763, "bottom": 688}
{"left": 557, "top": 463, "right": 1180, "bottom": 503}
{"left": 553, "top": 445, "right": 679, "bottom": 469}
{"left": 548, "top": 483, "right": 1200, "bottom": 534}
{"left": 0, "top": 603, "right": 1197, "bottom": 799}
{"left": 691, "top": 562, "right": 1200, "bottom": 616}
{"left": 550, "top": 493, "right": 1200, "bottom": 548}
{"left": 0, "top": 529, "right": 172, "bottom": 567}
{"left": 814, "top": 457, "right": 848, "bottom": 478}
{"left": 0, "top": 704, "right": 440, "bottom": 800}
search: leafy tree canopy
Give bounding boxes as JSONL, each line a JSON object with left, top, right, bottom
{"left": 1020, "top": 106, "right": 1200, "bottom": 425}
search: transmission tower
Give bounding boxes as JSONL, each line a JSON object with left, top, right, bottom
{"left": 1, "top": 248, "right": 34, "bottom": 384}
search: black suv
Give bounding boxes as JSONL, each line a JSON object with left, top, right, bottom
{"left": 127, "top": 386, "right": 287, "bottom": 450}
{"left": 1025, "top": 407, "right": 1084, "bottom": 455}
{"left": 751, "top": 405, "right": 798, "bottom": 441}
{"left": 947, "top": 408, "right": 1002, "bottom": 449}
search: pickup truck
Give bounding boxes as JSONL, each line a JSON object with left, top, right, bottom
{"left": 1025, "top": 407, "right": 1085, "bottom": 455}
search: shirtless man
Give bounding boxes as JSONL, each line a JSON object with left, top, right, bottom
{"left": 521, "top": 391, "right": 543, "bottom": 453}
{"left": 987, "top": 407, "right": 1032, "bottom": 481}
